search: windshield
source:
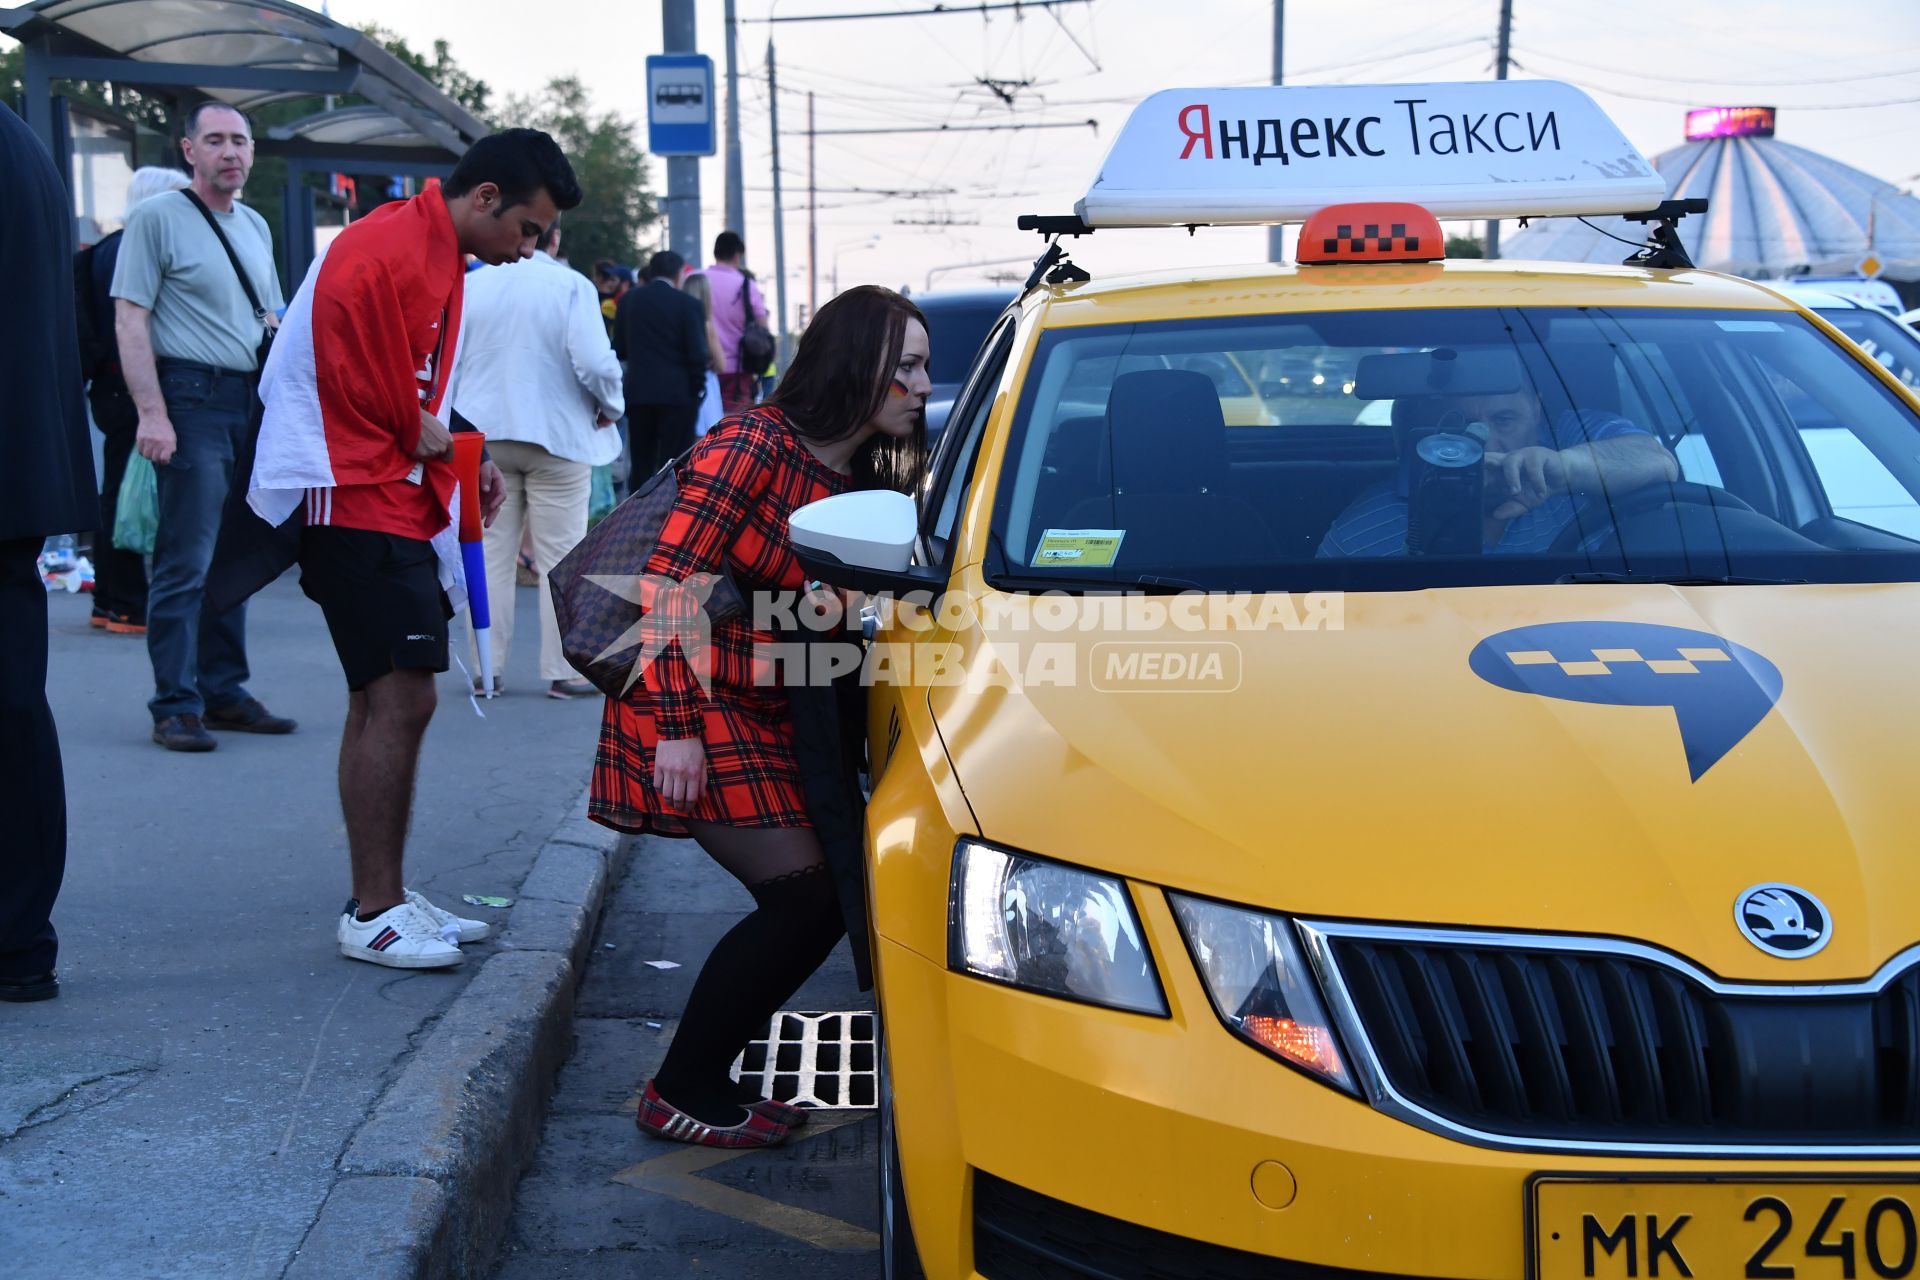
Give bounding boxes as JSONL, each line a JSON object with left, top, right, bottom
{"left": 1813, "top": 307, "right": 1920, "bottom": 390}
{"left": 987, "top": 307, "right": 1920, "bottom": 591}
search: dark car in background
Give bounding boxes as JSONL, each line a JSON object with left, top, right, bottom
{"left": 914, "top": 288, "right": 1016, "bottom": 438}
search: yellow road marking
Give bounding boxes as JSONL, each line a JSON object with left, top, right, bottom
{"left": 612, "top": 1113, "right": 880, "bottom": 1252}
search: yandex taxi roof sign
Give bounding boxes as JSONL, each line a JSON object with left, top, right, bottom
{"left": 1076, "top": 81, "right": 1666, "bottom": 229}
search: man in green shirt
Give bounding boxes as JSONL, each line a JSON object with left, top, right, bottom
{"left": 112, "top": 101, "right": 295, "bottom": 752}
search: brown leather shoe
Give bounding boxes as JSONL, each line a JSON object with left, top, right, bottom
{"left": 153, "top": 714, "right": 216, "bottom": 752}
{"left": 205, "top": 698, "right": 297, "bottom": 734}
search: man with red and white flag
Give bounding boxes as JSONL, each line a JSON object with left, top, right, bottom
{"left": 252, "top": 129, "right": 582, "bottom": 969}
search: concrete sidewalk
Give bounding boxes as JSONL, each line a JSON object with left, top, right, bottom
{"left": 3, "top": 575, "right": 617, "bottom": 1279}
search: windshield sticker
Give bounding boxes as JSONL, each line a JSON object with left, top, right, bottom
{"left": 1469, "top": 621, "right": 1782, "bottom": 781}
{"left": 1034, "top": 529, "right": 1126, "bottom": 568}
{"left": 1717, "top": 320, "right": 1784, "bottom": 332}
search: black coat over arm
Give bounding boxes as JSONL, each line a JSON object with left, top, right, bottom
{"left": 0, "top": 103, "right": 96, "bottom": 542}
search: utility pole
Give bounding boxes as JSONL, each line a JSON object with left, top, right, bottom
{"left": 723, "top": 0, "right": 744, "bottom": 239}
{"left": 808, "top": 92, "right": 818, "bottom": 320}
{"left": 1488, "top": 0, "right": 1513, "bottom": 259}
{"left": 767, "top": 40, "right": 791, "bottom": 356}
{"left": 662, "top": 0, "right": 702, "bottom": 266}
{"left": 1267, "top": 0, "right": 1285, "bottom": 264}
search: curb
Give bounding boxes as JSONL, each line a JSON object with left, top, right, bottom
{"left": 284, "top": 788, "right": 631, "bottom": 1280}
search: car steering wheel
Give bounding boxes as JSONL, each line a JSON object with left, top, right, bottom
{"left": 1546, "top": 481, "right": 1758, "bottom": 554}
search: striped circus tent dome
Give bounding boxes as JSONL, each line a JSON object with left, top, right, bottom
{"left": 1500, "top": 124, "right": 1920, "bottom": 282}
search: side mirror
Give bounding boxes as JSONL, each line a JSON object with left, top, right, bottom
{"left": 787, "top": 490, "right": 946, "bottom": 596}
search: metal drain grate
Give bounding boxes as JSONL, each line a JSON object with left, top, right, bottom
{"left": 730, "top": 1010, "right": 877, "bottom": 1109}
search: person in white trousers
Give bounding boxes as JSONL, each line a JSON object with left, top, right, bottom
{"left": 453, "top": 222, "right": 622, "bottom": 697}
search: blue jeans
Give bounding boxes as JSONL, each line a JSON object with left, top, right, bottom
{"left": 147, "top": 361, "right": 254, "bottom": 721}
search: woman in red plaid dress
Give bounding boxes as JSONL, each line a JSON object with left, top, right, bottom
{"left": 591, "top": 286, "right": 930, "bottom": 1147}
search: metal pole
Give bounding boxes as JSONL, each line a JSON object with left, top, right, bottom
{"left": 20, "top": 40, "right": 59, "bottom": 160}
{"left": 1487, "top": 0, "right": 1513, "bottom": 259}
{"left": 808, "top": 92, "right": 818, "bottom": 320}
{"left": 723, "top": 0, "right": 745, "bottom": 240}
{"left": 663, "top": 0, "right": 702, "bottom": 267}
{"left": 767, "top": 40, "right": 791, "bottom": 355}
{"left": 1266, "top": 1, "right": 1284, "bottom": 264}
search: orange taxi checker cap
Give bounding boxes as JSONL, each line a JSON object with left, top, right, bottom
{"left": 1298, "top": 202, "right": 1444, "bottom": 266}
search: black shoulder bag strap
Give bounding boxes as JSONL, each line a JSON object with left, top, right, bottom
{"left": 180, "top": 189, "right": 273, "bottom": 371}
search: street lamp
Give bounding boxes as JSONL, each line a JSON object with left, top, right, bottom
{"left": 830, "top": 235, "right": 881, "bottom": 297}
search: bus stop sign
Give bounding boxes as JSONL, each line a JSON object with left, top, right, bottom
{"left": 646, "top": 54, "right": 716, "bottom": 158}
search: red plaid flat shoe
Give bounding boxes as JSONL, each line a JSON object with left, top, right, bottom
{"left": 636, "top": 1080, "right": 790, "bottom": 1148}
{"left": 747, "top": 1097, "right": 811, "bottom": 1128}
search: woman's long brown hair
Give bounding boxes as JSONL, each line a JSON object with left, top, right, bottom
{"left": 764, "top": 285, "right": 927, "bottom": 493}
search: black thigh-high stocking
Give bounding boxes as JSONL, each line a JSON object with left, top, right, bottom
{"left": 651, "top": 820, "right": 848, "bottom": 1126}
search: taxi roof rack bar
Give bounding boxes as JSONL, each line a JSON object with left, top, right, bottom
{"left": 1017, "top": 213, "right": 1094, "bottom": 237}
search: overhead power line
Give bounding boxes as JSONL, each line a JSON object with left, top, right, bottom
{"left": 747, "top": 0, "right": 1090, "bottom": 23}
{"left": 1513, "top": 46, "right": 1920, "bottom": 89}
{"left": 1510, "top": 60, "right": 1920, "bottom": 110}
{"left": 808, "top": 118, "right": 1097, "bottom": 135}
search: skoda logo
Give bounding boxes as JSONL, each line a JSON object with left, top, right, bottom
{"left": 1735, "top": 883, "right": 1831, "bottom": 959}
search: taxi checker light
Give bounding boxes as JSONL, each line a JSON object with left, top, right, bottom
{"left": 1297, "top": 202, "right": 1443, "bottom": 266}
{"left": 1168, "top": 892, "right": 1358, "bottom": 1095}
{"left": 1068, "top": 80, "right": 1665, "bottom": 228}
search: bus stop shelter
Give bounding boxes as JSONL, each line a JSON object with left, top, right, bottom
{"left": 2, "top": 0, "right": 486, "bottom": 295}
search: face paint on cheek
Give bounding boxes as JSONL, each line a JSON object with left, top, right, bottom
{"left": 888, "top": 379, "right": 910, "bottom": 398}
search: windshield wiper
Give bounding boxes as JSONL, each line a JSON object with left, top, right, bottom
{"left": 1556, "top": 571, "right": 1809, "bottom": 586}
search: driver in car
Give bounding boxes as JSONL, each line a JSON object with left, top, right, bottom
{"left": 1318, "top": 387, "right": 1680, "bottom": 557}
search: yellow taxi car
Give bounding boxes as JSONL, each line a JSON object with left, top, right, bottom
{"left": 790, "top": 80, "right": 1920, "bottom": 1280}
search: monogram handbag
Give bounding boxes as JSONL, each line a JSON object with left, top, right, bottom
{"left": 549, "top": 446, "right": 747, "bottom": 699}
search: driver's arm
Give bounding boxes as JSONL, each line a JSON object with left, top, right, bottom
{"left": 1558, "top": 433, "right": 1680, "bottom": 495}
{"left": 1486, "top": 429, "right": 1680, "bottom": 521}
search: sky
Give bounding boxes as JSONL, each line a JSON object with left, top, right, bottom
{"left": 309, "top": 0, "right": 1919, "bottom": 333}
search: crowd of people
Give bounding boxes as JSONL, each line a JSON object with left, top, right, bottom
{"left": 3, "top": 96, "right": 925, "bottom": 1152}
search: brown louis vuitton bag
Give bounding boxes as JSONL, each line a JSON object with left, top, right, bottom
{"left": 549, "top": 447, "right": 747, "bottom": 699}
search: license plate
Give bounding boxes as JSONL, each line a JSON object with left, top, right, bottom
{"left": 1529, "top": 1176, "right": 1920, "bottom": 1280}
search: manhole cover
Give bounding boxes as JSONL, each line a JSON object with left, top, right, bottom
{"left": 730, "top": 1010, "right": 877, "bottom": 1109}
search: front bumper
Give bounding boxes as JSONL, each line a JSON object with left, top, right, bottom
{"left": 880, "top": 882, "right": 1919, "bottom": 1280}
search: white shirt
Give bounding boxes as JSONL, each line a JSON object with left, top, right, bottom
{"left": 452, "top": 251, "right": 623, "bottom": 465}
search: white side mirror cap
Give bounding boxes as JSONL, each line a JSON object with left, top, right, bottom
{"left": 788, "top": 490, "right": 916, "bottom": 572}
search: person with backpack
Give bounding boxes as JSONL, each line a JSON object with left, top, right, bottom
{"left": 75, "top": 166, "right": 191, "bottom": 635}
{"left": 705, "top": 230, "right": 773, "bottom": 414}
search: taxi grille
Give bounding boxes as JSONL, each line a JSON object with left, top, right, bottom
{"left": 1331, "top": 937, "right": 1920, "bottom": 1145}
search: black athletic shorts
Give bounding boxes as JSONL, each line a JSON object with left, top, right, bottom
{"left": 299, "top": 527, "right": 452, "bottom": 691}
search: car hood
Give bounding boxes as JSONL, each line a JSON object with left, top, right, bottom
{"left": 926, "top": 582, "right": 1920, "bottom": 981}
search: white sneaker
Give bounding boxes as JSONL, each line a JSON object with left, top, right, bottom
{"left": 404, "top": 888, "right": 492, "bottom": 945}
{"left": 338, "top": 901, "right": 465, "bottom": 969}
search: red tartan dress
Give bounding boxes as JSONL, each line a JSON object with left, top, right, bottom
{"left": 590, "top": 407, "right": 849, "bottom": 836}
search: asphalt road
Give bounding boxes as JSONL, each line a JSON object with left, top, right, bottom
{"left": 490, "top": 835, "right": 882, "bottom": 1278}
{"left": 3, "top": 574, "right": 604, "bottom": 1279}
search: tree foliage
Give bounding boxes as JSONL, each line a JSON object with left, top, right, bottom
{"left": 502, "top": 76, "right": 656, "bottom": 277}
{"left": 360, "top": 26, "right": 495, "bottom": 124}
{"left": 1445, "top": 234, "right": 1486, "bottom": 259}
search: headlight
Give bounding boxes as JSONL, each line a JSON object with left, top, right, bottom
{"left": 948, "top": 840, "right": 1167, "bottom": 1016}
{"left": 1168, "top": 893, "right": 1357, "bottom": 1094}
